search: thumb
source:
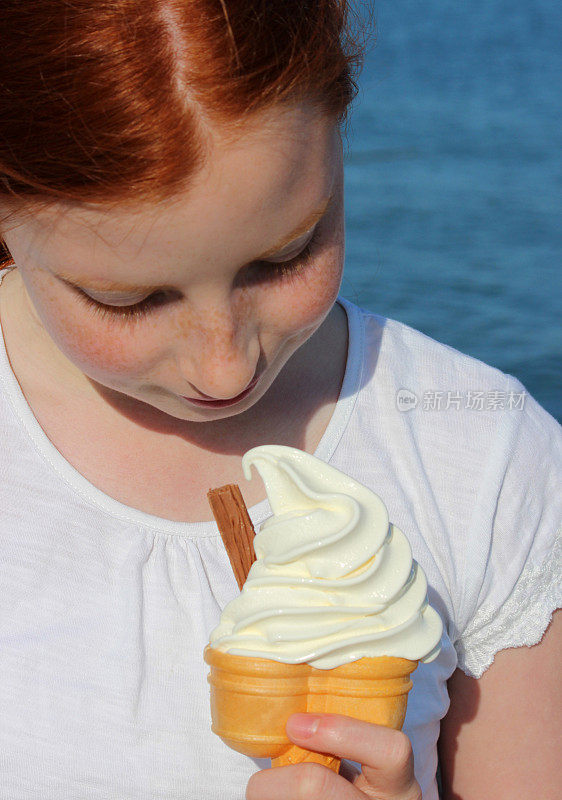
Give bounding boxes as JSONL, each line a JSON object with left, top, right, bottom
{"left": 286, "top": 713, "right": 422, "bottom": 799}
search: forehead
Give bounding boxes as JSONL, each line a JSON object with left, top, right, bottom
{"left": 11, "top": 105, "right": 338, "bottom": 274}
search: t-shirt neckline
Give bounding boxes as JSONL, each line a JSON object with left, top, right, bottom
{"left": 0, "top": 267, "right": 363, "bottom": 536}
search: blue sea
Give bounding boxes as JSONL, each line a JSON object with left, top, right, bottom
{"left": 342, "top": 0, "right": 561, "bottom": 422}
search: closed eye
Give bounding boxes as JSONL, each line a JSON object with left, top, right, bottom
{"left": 72, "top": 228, "right": 321, "bottom": 322}
{"left": 235, "top": 228, "right": 320, "bottom": 288}
{"left": 74, "top": 288, "right": 174, "bottom": 322}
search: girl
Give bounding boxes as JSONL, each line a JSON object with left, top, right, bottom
{"left": 0, "top": 2, "right": 559, "bottom": 798}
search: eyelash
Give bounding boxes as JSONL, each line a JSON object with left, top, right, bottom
{"left": 239, "top": 229, "right": 319, "bottom": 287}
{"left": 75, "top": 230, "right": 321, "bottom": 323}
{"left": 75, "top": 288, "right": 169, "bottom": 323}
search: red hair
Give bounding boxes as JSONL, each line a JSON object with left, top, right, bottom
{"left": 0, "top": 1, "right": 370, "bottom": 267}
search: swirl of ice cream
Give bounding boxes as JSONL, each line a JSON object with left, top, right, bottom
{"left": 209, "top": 445, "right": 443, "bottom": 669}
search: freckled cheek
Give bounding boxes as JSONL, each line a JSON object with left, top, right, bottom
{"left": 37, "top": 295, "right": 159, "bottom": 380}
{"left": 262, "top": 248, "right": 344, "bottom": 337}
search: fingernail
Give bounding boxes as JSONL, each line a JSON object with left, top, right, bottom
{"left": 287, "top": 714, "right": 321, "bottom": 739}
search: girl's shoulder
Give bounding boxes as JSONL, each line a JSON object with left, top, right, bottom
{"left": 338, "top": 297, "right": 561, "bottom": 680}
{"left": 342, "top": 296, "right": 560, "bottom": 458}
{"left": 343, "top": 297, "right": 525, "bottom": 399}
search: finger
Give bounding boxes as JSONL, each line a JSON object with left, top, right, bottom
{"left": 246, "top": 762, "right": 364, "bottom": 800}
{"left": 286, "top": 713, "right": 421, "bottom": 799}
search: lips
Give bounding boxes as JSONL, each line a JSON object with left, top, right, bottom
{"left": 181, "top": 373, "right": 260, "bottom": 409}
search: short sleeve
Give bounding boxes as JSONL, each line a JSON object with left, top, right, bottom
{"left": 454, "top": 378, "right": 562, "bottom": 678}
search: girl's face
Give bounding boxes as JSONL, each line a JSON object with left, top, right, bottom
{"left": 2, "top": 105, "right": 345, "bottom": 422}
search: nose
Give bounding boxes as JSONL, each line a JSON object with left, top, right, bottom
{"left": 174, "top": 301, "right": 261, "bottom": 401}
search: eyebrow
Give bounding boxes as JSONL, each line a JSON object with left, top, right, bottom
{"left": 255, "top": 192, "right": 333, "bottom": 259}
{"left": 58, "top": 192, "right": 333, "bottom": 294}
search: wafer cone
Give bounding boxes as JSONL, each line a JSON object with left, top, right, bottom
{"left": 204, "top": 645, "right": 417, "bottom": 773}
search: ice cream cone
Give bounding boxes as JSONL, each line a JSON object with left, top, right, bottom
{"left": 204, "top": 645, "right": 417, "bottom": 773}
{"left": 205, "top": 452, "right": 441, "bottom": 774}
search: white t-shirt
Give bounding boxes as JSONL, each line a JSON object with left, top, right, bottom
{"left": 0, "top": 267, "right": 560, "bottom": 799}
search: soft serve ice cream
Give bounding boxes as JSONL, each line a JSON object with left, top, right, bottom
{"left": 209, "top": 445, "right": 442, "bottom": 669}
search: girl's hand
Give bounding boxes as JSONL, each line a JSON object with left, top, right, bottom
{"left": 246, "top": 713, "right": 422, "bottom": 800}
